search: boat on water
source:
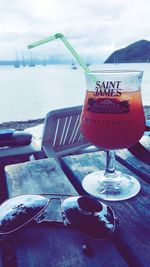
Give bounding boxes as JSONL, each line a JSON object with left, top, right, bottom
{"left": 43, "top": 57, "right": 47, "bottom": 66}
{"left": 22, "top": 54, "right": 26, "bottom": 67}
{"left": 29, "top": 52, "right": 35, "bottom": 67}
{"left": 71, "top": 62, "right": 77, "bottom": 69}
{"left": 29, "top": 63, "right": 35, "bottom": 67}
{"left": 14, "top": 51, "right": 20, "bottom": 68}
{"left": 14, "top": 63, "right": 20, "bottom": 68}
{"left": 86, "top": 56, "right": 92, "bottom": 67}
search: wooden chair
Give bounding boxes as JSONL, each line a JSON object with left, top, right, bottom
{"left": 41, "top": 105, "right": 150, "bottom": 165}
{"left": 41, "top": 106, "right": 92, "bottom": 164}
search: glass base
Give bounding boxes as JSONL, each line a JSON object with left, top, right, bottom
{"left": 82, "top": 171, "right": 140, "bottom": 201}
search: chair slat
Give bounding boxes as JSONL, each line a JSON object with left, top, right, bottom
{"left": 59, "top": 117, "right": 68, "bottom": 146}
{"left": 54, "top": 117, "right": 67, "bottom": 148}
{"left": 53, "top": 118, "right": 60, "bottom": 147}
{"left": 62, "top": 116, "right": 72, "bottom": 146}
{"left": 63, "top": 115, "right": 77, "bottom": 144}
{"left": 42, "top": 106, "right": 91, "bottom": 161}
{"left": 69, "top": 114, "right": 80, "bottom": 144}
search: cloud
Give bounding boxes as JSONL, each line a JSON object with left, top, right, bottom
{"left": 0, "top": 0, "right": 150, "bottom": 61}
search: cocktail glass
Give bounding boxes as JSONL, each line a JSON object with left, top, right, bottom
{"left": 28, "top": 34, "right": 145, "bottom": 201}
{"left": 80, "top": 70, "right": 145, "bottom": 201}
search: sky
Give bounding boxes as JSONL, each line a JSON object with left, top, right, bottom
{"left": 0, "top": 0, "right": 150, "bottom": 63}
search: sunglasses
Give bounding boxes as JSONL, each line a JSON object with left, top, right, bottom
{"left": 0, "top": 194, "right": 117, "bottom": 242}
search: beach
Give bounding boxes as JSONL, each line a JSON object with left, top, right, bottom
{"left": 0, "top": 106, "right": 149, "bottom": 131}
{"left": 0, "top": 118, "right": 44, "bottom": 131}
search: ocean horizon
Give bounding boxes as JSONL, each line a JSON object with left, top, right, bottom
{"left": 0, "top": 63, "right": 149, "bottom": 123}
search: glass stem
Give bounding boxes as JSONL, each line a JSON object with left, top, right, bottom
{"left": 105, "top": 150, "right": 117, "bottom": 178}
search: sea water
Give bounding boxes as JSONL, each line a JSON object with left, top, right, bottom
{"left": 0, "top": 63, "right": 149, "bottom": 123}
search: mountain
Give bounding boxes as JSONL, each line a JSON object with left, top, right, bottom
{"left": 104, "top": 40, "right": 150, "bottom": 63}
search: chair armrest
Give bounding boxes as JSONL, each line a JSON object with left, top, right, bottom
{"left": 128, "top": 120, "right": 150, "bottom": 164}
{"left": 145, "top": 120, "right": 150, "bottom": 132}
{"left": 0, "top": 131, "right": 32, "bottom": 147}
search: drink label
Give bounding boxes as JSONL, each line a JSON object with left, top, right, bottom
{"left": 87, "top": 98, "right": 130, "bottom": 114}
{"left": 94, "top": 80, "right": 122, "bottom": 97}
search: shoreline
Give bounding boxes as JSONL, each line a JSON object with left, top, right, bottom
{"left": 0, "top": 106, "right": 149, "bottom": 131}
{"left": 0, "top": 118, "right": 44, "bottom": 131}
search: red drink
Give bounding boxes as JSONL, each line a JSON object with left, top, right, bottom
{"left": 81, "top": 70, "right": 145, "bottom": 201}
{"left": 80, "top": 90, "right": 145, "bottom": 149}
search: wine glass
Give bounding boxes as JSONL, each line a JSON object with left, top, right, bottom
{"left": 80, "top": 70, "right": 145, "bottom": 201}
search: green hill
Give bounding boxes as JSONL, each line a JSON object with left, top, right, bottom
{"left": 104, "top": 40, "right": 150, "bottom": 63}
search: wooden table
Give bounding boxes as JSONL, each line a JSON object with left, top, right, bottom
{"left": 61, "top": 149, "right": 150, "bottom": 267}
{"left": 1, "top": 158, "right": 128, "bottom": 267}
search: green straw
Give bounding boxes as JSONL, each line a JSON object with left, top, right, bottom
{"left": 28, "top": 33, "right": 91, "bottom": 73}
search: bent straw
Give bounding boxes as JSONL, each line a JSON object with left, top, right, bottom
{"left": 28, "top": 33, "right": 91, "bottom": 73}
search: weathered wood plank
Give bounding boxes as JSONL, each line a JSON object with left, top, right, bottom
{"left": 5, "top": 158, "right": 77, "bottom": 197}
{"left": 14, "top": 225, "right": 128, "bottom": 267}
{"left": 116, "top": 132, "right": 150, "bottom": 182}
{"left": 116, "top": 148, "right": 150, "bottom": 183}
{"left": 0, "top": 250, "right": 3, "bottom": 267}
{"left": 62, "top": 151, "right": 150, "bottom": 267}
{"left": 3, "top": 158, "right": 128, "bottom": 267}
{"left": 0, "top": 238, "right": 18, "bottom": 267}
